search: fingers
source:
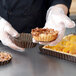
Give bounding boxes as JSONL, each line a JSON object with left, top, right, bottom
{"left": 39, "top": 25, "right": 65, "bottom": 46}
{"left": 39, "top": 33, "right": 64, "bottom": 46}
{"left": 1, "top": 34, "right": 25, "bottom": 52}
{"left": 0, "top": 17, "right": 20, "bottom": 38}
{"left": 2, "top": 40, "right": 25, "bottom": 52}
{"left": 61, "top": 14, "right": 75, "bottom": 28}
{"left": 39, "top": 42, "right": 51, "bottom": 45}
{"left": 7, "top": 43, "right": 25, "bottom": 52}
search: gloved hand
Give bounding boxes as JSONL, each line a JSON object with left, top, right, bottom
{"left": 33, "top": 6, "right": 75, "bottom": 46}
{"left": 0, "top": 17, "right": 24, "bottom": 51}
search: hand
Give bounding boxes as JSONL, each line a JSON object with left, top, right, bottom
{"left": 0, "top": 17, "right": 25, "bottom": 51}
{"left": 33, "top": 6, "right": 75, "bottom": 46}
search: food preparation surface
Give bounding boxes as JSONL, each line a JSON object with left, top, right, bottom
{"left": 0, "top": 27, "right": 76, "bottom": 76}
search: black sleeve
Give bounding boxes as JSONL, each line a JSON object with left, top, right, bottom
{"left": 49, "top": 0, "right": 72, "bottom": 9}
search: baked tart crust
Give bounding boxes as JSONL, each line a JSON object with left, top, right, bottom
{"left": 31, "top": 27, "right": 58, "bottom": 42}
{"left": 0, "top": 52, "right": 12, "bottom": 65}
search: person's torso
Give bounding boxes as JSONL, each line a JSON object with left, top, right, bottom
{"left": 0, "top": 0, "right": 52, "bottom": 33}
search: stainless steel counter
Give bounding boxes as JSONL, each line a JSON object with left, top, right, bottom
{"left": 0, "top": 27, "right": 76, "bottom": 76}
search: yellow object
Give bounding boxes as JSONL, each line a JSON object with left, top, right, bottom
{"left": 43, "top": 34, "right": 76, "bottom": 55}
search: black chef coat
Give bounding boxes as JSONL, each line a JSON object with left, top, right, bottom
{"left": 0, "top": 0, "right": 71, "bottom": 33}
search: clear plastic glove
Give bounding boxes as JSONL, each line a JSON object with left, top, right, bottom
{"left": 0, "top": 17, "right": 24, "bottom": 51}
{"left": 33, "top": 6, "right": 75, "bottom": 46}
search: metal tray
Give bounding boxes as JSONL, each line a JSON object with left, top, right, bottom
{"left": 39, "top": 45, "right": 76, "bottom": 62}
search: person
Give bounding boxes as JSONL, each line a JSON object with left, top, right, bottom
{"left": 0, "top": 0, "right": 75, "bottom": 51}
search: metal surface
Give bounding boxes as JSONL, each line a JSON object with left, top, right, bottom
{"left": 0, "top": 27, "right": 76, "bottom": 76}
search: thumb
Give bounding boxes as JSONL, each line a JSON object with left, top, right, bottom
{"left": 32, "top": 38, "right": 39, "bottom": 43}
{"left": 39, "top": 30, "right": 64, "bottom": 46}
{"left": 5, "top": 24, "right": 20, "bottom": 38}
